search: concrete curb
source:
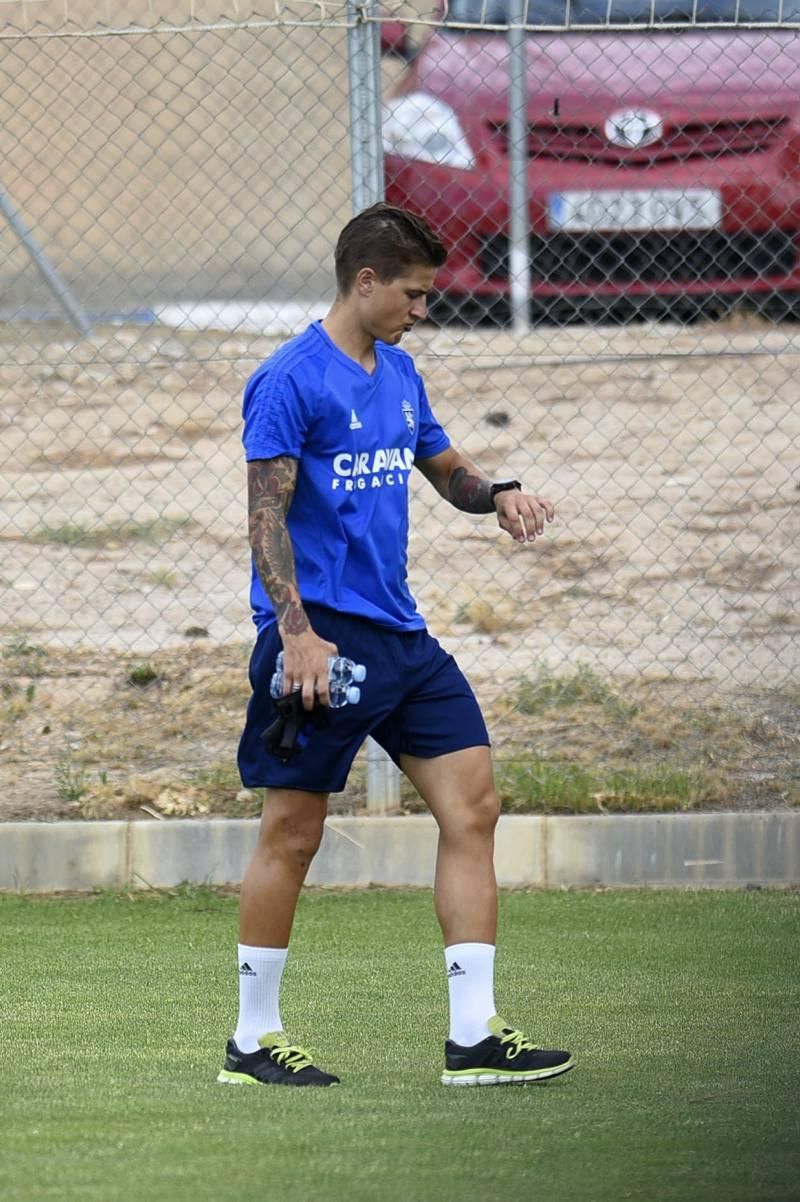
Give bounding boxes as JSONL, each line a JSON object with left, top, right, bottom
{"left": 1, "top": 812, "right": 798, "bottom": 893}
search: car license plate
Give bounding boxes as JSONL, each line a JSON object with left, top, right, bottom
{"left": 548, "top": 189, "right": 721, "bottom": 233}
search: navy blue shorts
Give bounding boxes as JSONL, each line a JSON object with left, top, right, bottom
{"left": 238, "top": 604, "right": 490, "bottom": 793}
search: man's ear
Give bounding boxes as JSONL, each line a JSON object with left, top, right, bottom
{"left": 355, "top": 267, "right": 376, "bottom": 296}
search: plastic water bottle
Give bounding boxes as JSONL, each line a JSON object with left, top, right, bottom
{"left": 270, "top": 650, "right": 367, "bottom": 708}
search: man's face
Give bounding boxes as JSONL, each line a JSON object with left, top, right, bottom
{"left": 355, "top": 264, "right": 437, "bottom": 345}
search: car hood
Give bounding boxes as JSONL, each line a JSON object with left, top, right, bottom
{"left": 417, "top": 29, "right": 800, "bottom": 122}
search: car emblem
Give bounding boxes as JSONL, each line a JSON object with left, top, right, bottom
{"left": 604, "top": 109, "right": 664, "bottom": 149}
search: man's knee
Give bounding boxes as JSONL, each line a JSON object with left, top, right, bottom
{"left": 440, "top": 787, "right": 500, "bottom": 840}
{"left": 258, "top": 791, "right": 326, "bottom": 870}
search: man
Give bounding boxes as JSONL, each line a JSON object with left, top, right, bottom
{"left": 218, "top": 203, "right": 575, "bottom": 1088}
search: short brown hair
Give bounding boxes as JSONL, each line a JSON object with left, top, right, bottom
{"left": 334, "top": 203, "right": 447, "bottom": 295}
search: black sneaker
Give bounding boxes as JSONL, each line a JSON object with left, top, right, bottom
{"left": 441, "top": 1015, "right": 575, "bottom": 1086}
{"left": 217, "top": 1032, "right": 340, "bottom": 1087}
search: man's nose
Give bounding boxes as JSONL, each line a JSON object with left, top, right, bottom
{"left": 410, "top": 297, "right": 427, "bottom": 321}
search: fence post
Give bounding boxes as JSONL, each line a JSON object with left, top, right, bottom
{"left": 507, "top": 0, "right": 530, "bottom": 333}
{"left": 346, "top": 0, "right": 384, "bottom": 212}
{"left": 366, "top": 735, "right": 401, "bottom": 814}
{"left": 366, "top": 1, "right": 385, "bottom": 204}
{"left": 347, "top": 0, "right": 397, "bottom": 811}
{"left": 0, "top": 186, "right": 92, "bottom": 336}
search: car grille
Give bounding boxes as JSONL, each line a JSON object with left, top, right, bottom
{"left": 487, "top": 118, "right": 787, "bottom": 163}
{"left": 478, "top": 231, "right": 797, "bottom": 286}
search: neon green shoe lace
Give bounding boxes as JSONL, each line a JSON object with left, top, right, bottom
{"left": 258, "top": 1032, "right": 315, "bottom": 1073}
{"left": 488, "top": 1016, "right": 539, "bottom": 1059}
{"left": 271, "top": 1044, "right": 315, "bottom": 1073}
{"left": 499, "top": 1029, "right": 540, "bottom": 1060}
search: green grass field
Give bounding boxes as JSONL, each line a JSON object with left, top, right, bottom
{"left": 2, "top": 888, "right": 798, "bottom": 1202}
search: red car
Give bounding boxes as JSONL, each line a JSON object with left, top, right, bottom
{"left": 382, "top": 1, "right": 800, "bottom": 321}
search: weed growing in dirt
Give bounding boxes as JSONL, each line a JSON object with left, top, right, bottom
{"left": 127, "top": 663, "right": 159, "bottom": 687}
{"left": 142, "top": 568, "right": 178, "bottom": 589}
{"left": 34, "top": 517, "right": 192, "bottom": 549}
{"left": 54, "top": 758, "right": 88, "bottom": 803}
{"left": 514, "top": 663, "right": 637, "bottom": 720}
{"left": 190, "top": 761, "right": 256, "bottom": 813}
{"left": 0, "top": 680, "right": 35, "bottom": 723}
{"left": 2, "top": 636, "right": 46, "bottom": 675}
{"left": 452, "top": 594, "right": 522, "bottom": 634}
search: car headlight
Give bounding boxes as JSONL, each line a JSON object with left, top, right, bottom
{"left": 382, "top": 93, "right": 476, "bottom": 171}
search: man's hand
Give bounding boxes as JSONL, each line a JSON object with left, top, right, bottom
{"left": 279, "top": 628, "right": 339, "bottom": 710}
{"left": 414, "top": 447, "right": 555, "bottom": 543}
{"left": 494, "top": 489, "right": 555, "bottom": 543}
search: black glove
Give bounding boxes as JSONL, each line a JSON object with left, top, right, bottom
{"left": 261, "top": 692, "right": 330, "bottom": 763}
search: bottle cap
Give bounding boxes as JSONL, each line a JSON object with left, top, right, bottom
{"left": 352, "top": 664, "right": 367, "bottom": 682}
{"left": 346, "top": 686, "right": 361, "bottom": 705}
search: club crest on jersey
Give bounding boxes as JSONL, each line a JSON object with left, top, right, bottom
{"left": 401, "top": 399, "right": 415, "bottom": 433}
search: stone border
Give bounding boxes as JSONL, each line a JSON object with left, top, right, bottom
{"left": 1, "top": 812, "right": 798, "bottom": 892}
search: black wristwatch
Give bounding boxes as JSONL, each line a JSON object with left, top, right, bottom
{"left": 490, "top": 480, "right": 523, "bottom": 505}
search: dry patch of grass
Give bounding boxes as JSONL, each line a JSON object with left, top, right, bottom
{"left": 496, "top": 759, "right": 718, "bottom": 814}
{"left": 0, "top": 641, "right": 252, "bottom": 820}
{"left": 480, "top": 664, "right": 800, "bottom": 813}
{"left": 32, "top": 517, "right": 193, "bottom": 550}
{"left": 1, "top": 642, "right": 798, "bottom": 820}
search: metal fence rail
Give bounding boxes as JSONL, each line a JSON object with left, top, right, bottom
{"left": 0, "top": 1, "right": 798, "bottom": 818}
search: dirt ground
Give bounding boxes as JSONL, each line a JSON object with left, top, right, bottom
{"left": 2, "top": 7, "right": 797, "bottom": 820}
{"left": 1, "top": 316, "right": 799, "bottom": 820}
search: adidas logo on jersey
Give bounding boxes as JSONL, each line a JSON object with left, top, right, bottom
{"left": 349, "top": 409, "right": 362, "bottom": 430}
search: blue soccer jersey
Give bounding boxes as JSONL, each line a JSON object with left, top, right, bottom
{"left": 242, "top": 321, "right": 450, "bottom": 631}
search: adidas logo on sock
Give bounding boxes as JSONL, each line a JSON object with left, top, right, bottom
{"left": 447, "top": 961, "right": 465, "bottom": 978}
{"left": 239, "top": 962, "right": 256, "bottom": 976}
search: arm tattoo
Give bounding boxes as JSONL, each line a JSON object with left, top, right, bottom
{"left": 448, "top": 467, "right": 495, "bottom": 514}
{"left": 247, "top": 457, "right": 309, "bottom": 635}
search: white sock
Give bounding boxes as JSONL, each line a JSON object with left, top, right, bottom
{"left": 233, "top": 944, "right": 288, "bottom": 1053}
{"left": 444, "top": 942, "right": 497, "bottom": 1046}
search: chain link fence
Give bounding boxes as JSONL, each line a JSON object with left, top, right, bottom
{"left": 1, "top": 1, "right": 798, "bottom": 820}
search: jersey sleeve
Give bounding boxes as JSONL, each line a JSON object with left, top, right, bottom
{"left": 242, "top": 365, "right": 312, "bottom": 461}
{"left": 414, "top": 373, "right": 450, "bottom": 461}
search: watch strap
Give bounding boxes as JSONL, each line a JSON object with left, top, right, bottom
{"left": 490, "top": 480, "right": 523, "bottom": 502}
